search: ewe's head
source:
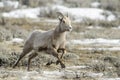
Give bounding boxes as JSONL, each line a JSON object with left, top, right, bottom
{"left": 57, "top": 12, "right": 72, "bottom": 32}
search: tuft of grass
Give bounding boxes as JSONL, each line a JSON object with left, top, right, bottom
{"left": 0, "top": 17, "right": 56, "bottom": 30}
{"left": 79, "top": 19, "right": 120, "bottom": 28}
{"left": 100, "top": 0, "right": 120, "bottom": 12}
{"left": 104, "top": 56, "right": 120, "bottom": 77}
{"left": 91, "top": 61, "right": 106, "bottom": 72}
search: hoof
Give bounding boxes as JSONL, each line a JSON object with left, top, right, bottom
{"left": 27, "top": 67, "right": 32, "bottom": 71}
{"left": 56, "top": 60, "right": 60, "bottom": 65}
{"left": 27, "top": 69, "right": 31, "bottom": 71}
{"left": 12, "top": 66, "right": 15, "bottom": 68}
{"left": 12, "top": 64, "right": 16, "bottom": 68}
{"left": 46, "top": 61, "right": 53, "bottom": 66}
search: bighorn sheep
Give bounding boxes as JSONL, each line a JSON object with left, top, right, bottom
{"left": 12, "top": 12, "right": 72, "bottom": 71}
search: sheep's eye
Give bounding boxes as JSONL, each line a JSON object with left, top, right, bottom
{"left": 62, "top": 20, "right": 65, "bottom": 23}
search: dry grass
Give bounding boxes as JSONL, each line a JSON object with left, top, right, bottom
{"left": 100, "top": 0, "right": 120, "bottom": 12}
{"left": 0, "top": 16, "right": 120, "bottom": 79}
{"left": 64, "top": 0, "right": 120, "bottom": 12}
{"left": 0, "top": 0, "right": 120, "bottom": 79}
{"left": 77, "top": 19, "right": 120, "bottom": 28}
{"left": 0, "top": 18, "right": 57, "bottom": 30}
{"left": 0, "top": 35, "right": 120, "bottom": 79}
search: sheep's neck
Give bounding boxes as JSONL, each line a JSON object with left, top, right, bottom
{"left": 54, "top": 24, "right": 66, "bottom": 39}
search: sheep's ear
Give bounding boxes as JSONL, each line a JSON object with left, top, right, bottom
{"left": 58, "top": 16, "right": 63, "bottom": 21}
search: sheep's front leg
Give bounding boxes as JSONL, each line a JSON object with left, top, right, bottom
{"left": 56, "top": 48, "right": 66, "bottom": 65}
{"left": 47, "top": 48, "right": 65, "bottom": 68}
{"left": 57, "top": 48, "right": 66, "bottom": 59}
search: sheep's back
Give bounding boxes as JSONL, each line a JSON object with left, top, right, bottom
{"left": 33, "top": 30, "right": 54, "bottom": 49}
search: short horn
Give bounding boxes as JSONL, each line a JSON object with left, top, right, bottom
{"left": 57, "top": 12, "right": 64, "bottom": 17}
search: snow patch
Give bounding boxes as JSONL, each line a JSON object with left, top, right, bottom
{"left": 51, "top": 5, "right": 105, "bottom": 20}
{"left": 112, "top": 26, "right": 120, "bottom": 29}
{"left": 1, "top": 5, "right": 116, "bottom": 21}
{"left": 0, "top": 2, "right": 4, "bottom": 7}
{"left": 42, "top": 19, "right": 58, "bottom": 23}
{"left": 0, "top": 0, "right": 19, "bottom": 8}
{"left": 69, "top": 8, "right": 105, "bottom": 20}
{"left": 79, "top": 47, "right": 120, "bottom": 51}
{"left": 90, "top": 2, "right": 101, "bottom": 8}
{"left": 67, "top": 66, "right": 88, "bottom": 69}
{"left": 87, "top": 26, "right": 103, "bottom": 29}
{"left": 51, "top": 5, "right": 116, "bottom": 21}
{"left": 11, "top": 38, "right": 24, "bottom": 43}
{"left": 2, "top": 8, "right": 40, "bottom": 18}
{"left": 70, "top": 38, "right": 120, "bottom": 46}
{"left": 100, "top": 78, "right": 120, "bottom": 80}
{"left": 43, "top": 70, "right": 64, "bottom": 78}
{"left": 87, "top": 26, "right": 94, "bottom": 29}
{"left": 107, "top": 14, "right": 116, "bottom": 21}
{"left": 87, "top": 72, "right": 103, "bottom": 77}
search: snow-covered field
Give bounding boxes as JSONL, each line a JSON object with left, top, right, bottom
{"left": 2, "top": 8, "right": 40, "bottom": 18}
{"left": 0, "top": 0, "right": 19, "bottom": 8}
{"left": 67, "top": 38, "right": 120, "bottom": 51}
{"left": 2, "top": 5, "right": 116, "bottom": 22}
{"left": 69, "top": 38, "right": 120, "bottom": 46}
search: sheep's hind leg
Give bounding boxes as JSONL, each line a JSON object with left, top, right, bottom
{"left": 12, "top": 47, "right": 32, "bottom": 68}
{"left": 27, "top": 51, "right": 38, "bottom": 71}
